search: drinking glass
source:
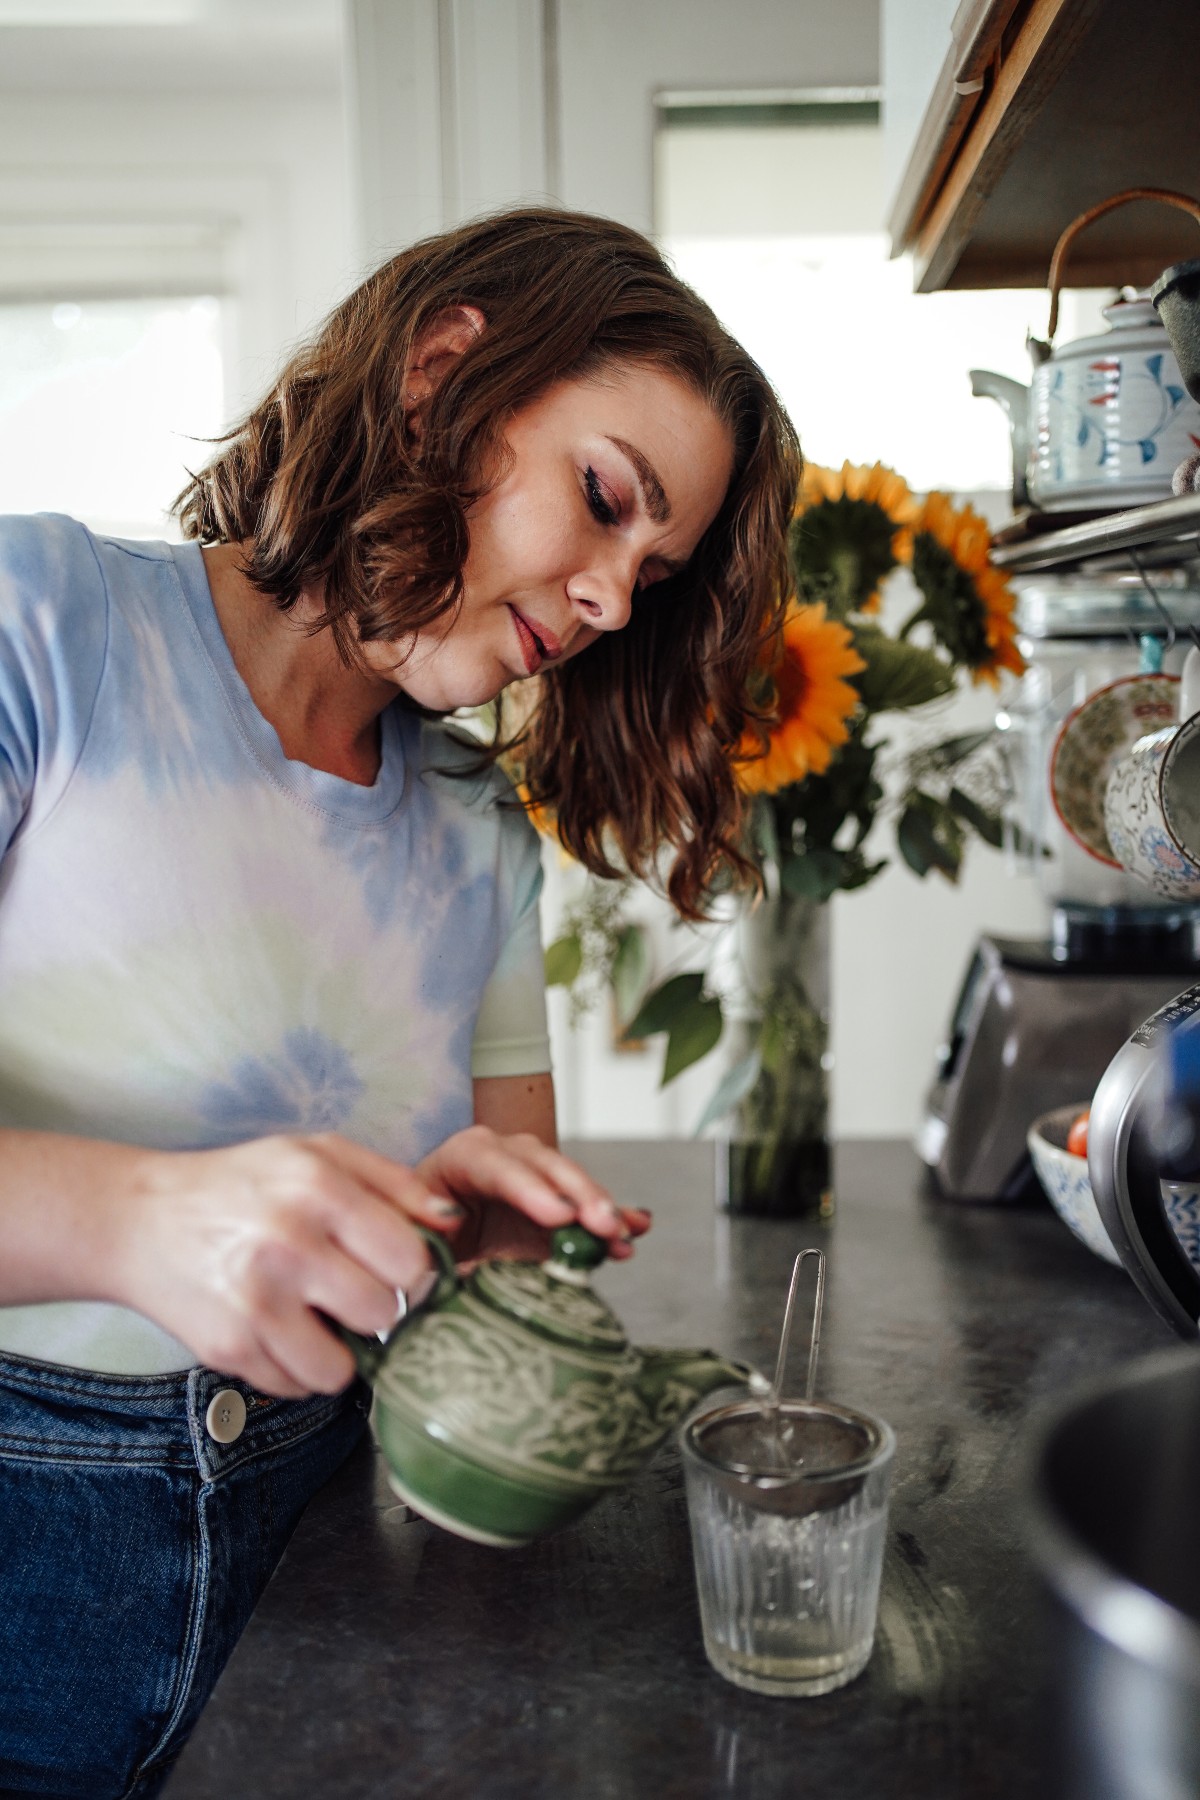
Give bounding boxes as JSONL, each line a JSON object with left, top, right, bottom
{"left": 681, "top": 1396, "right": 895, "bottom": 1697}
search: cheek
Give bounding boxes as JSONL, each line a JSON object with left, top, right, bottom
{"left": 468, "top": 481, "right": 575, "bottom": 586}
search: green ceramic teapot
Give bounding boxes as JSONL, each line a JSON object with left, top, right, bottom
{"left": 338, "top": 1223, "right": 761, "bottom": 1547}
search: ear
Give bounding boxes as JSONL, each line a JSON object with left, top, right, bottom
{"left": 405, "top": 304, "right": 486, "bottom": 436}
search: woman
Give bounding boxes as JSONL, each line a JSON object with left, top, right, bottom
{"left": 0, "top": 206, "right": 800, "bottom": 1796}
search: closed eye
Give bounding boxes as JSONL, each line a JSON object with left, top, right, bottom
{"left": 584, "top": 466, "right": 618, "bottom": 526}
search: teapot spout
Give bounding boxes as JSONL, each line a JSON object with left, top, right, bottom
{"left": 636, "top": 1347, "right": 766, "bottom": 1428}
{"left": 969, "top": 368, "right": 1031, "bottom": 509}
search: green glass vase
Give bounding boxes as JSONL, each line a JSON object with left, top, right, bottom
{"left": 718, "top": 892, "right": 834, "bottom": 1220}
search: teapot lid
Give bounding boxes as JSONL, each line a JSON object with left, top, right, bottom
{"left": 1100, "top": 293, "right": 1161, "bottom": 332}
{"left": 469, "top": 1224, "right": 630, "bottom": 1353}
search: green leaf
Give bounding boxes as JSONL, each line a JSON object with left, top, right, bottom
{"left": 947, "top": 785, "right": 1004, "bottom": 849}
{"left": 610, "top": 924, "right": 650, "bottom": 1026}
{"left": 662, "top": 996, "right": 724, "bottom": 1085}
{"left": 781, "top": 849, "right": 843, "bottom": 901}
{"left": 623, "top": 971, "right": 705, "bottom": 1041}
{"left": 852, "top": 627, "right": 956, "bottom": 713}
{"left": 838, "top": 851, "right": 888, "bottom": 891}
{"left": 693, "top": 1048, "right": 763, "bottom": 1135}
{"left": 543, "top": 934, "right": 583, "bottom": 987}
{"left": 897, "top": 795, "right": 964, "bottom": 882}
{"left": 896, "top": 806, "right": 935, "bottom": 877}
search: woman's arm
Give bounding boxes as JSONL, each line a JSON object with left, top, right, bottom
{"left": 467, "top": 1073, "right": 650, "bottom": 1264}
{"left": 0, "top": 1122, "right": 632, "bottom": 1395}
{"left": 473, "top": 1072, "right": 558, "bottom": 1144}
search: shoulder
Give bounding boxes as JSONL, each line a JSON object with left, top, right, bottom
{"left": 418, "top": 719, "right": 524, "bottom": 809}
{"left": 0, "top": 511, "right": 105, "bottom": 604}
{"left": 0, "top": 512, "right": 113, "bottom": 678}
{"left": 0, "top": 510, "right": 175, "bottom": 620}
{"left": 417, "top": 718, "right": 543, "bottom": 867}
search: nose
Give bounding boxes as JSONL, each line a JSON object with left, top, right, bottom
{"left": 566, "top": 558, "right": 636, "bottom": 635}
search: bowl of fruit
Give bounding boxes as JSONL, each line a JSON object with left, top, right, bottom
{"left": 1027, "top": 1104, "right": 1123, "bottom": 1267}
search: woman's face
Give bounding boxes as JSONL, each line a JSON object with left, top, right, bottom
{"left": 375, "top": 363, "right": 734, "bottom": 711}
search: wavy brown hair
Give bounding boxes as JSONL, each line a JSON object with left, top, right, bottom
{"left": 175, "top": 206, "right": 801, "bottom": 918}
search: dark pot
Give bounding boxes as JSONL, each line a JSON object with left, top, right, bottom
{"left": 1028, "top": 1348, "right": 1200, "bottom": 1799}
{"left": 1151, "top": 259, "right": 1200, "bottom": 404}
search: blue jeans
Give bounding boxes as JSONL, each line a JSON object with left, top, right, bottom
{"left": 0, "top": 1350, "right": 370, "bottom": 1799}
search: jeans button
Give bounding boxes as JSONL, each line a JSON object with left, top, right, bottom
{"left": 205, "top": 1387, "right": 247, "bottom": 1444}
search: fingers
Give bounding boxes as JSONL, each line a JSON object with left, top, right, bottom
{"left": 288, "top": 1135, "right": 446, "bottom": 1295}
{"left": 145, "top": 1130, "right": 653, "bottom": 1403}
{"left": 251, "top": 1301, "right": 359, "bottom": 1397}
{"left": 418, "top": 1128, "right": 632, "bottom": 1243}
{"left": 307, "top": 1133, "right": 468, "bottom": 1233}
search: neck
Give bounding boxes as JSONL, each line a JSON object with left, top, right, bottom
{"left": 201, "top": 543, "right": 397, "bottom": 785}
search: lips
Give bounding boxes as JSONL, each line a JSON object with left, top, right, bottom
{"left": 508, "top": 606, "right": 562, "bottom": 675}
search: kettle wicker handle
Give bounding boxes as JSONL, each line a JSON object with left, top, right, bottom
{"left": 1046, "top": 187, "right": 1200, "bottom": 343}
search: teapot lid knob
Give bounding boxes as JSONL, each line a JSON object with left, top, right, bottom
{"left": 547, "top": 1223, "right": 609, "bottom": 1276}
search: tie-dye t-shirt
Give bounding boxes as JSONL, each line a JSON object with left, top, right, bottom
{"left": 0, "top": 514, "right": 551, "bottom": 1374}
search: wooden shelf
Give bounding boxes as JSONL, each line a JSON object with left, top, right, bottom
{"left": 889, "top": 0, "right": 1200, "bottom": 294}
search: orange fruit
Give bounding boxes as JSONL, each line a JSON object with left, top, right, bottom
{"left": 1066, "top": 1110, "right": 1090, "bottom": 1158}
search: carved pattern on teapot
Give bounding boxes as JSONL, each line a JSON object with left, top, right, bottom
{"left": 377, "top": 1309, "right": 700, "bottom": 1484}
{"left": 474, "top": 1261, "right": 627, "bottom": 1345}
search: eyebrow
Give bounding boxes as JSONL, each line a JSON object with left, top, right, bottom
{"left": 605, "top": 435, "right": 672, "bottom": 525}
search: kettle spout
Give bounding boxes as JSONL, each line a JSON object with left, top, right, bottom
{"left": 635, "top": 1347, "right": 767, "bottom": 1429}
{"left": 969, "top": 368, "right": 1032, "bottom": 509}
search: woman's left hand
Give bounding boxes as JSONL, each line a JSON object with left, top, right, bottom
{"left": 415, "top": 1126, "right": 651, "bottom": 1265}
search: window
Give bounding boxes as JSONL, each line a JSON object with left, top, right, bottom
{"left": 0, "top": 294, "right": 225, "bottom": 539}
{"left": 655, "top": 96, "right": 1110, "bottom": 494}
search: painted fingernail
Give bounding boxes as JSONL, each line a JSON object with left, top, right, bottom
{"left": 408, "top": 1269, "right": 438, "bottom": 1309}
{"left": 428, "top": 1198, "right": 465, "bottom": 1221}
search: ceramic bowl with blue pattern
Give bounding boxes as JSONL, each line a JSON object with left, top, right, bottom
{"left": 1029, "top": 1104, "right": 1200, "bottom": 1274}
{"left": 1028, "top": 1105, "right": 1122, "bottom": 1267}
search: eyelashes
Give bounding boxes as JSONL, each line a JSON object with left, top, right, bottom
{"left": 584, "top": 466, "right": 618, "bottom": 526}
{"left": 582, "top": 463, "right": 668, "bottom": 596}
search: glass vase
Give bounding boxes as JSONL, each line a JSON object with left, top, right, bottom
{"left": 718, "top": 892, "right": 833, "bottom": 1220}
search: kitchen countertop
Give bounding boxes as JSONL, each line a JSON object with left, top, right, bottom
{"left": 165, "top": 1139, "right": 1170, "bottom": 1800}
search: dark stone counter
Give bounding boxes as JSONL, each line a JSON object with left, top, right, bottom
{"left": 165, "top": 1140, "right": 1169, "bottom": 1800}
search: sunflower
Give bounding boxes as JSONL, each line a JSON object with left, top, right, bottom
{"left": 737, "top": 602, "right": 866, "bottom": 796}
{"left": 791, "top": 461, "right": 916, "bottom": 616}
{"left": 906, "top": 492, "right": 1025, "bottom": 687}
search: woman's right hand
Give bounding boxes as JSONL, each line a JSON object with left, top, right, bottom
{"left": 117, "top": 1133, "right": 463, "bottom": 1399}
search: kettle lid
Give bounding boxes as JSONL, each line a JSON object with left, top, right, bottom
{"left": 1100, "top": 293, "right": 1161, "bottom": 331}
{"left": 470, "top": 1224, "right": 630, "bottom": 1352}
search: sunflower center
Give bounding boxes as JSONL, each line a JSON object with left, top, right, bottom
{"left": 910, "top": 531, "right": 991, "bottom": 667}
{"left": 792, "top": 496, "right": 901, "bottom": 613}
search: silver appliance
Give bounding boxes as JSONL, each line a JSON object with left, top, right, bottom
{"left": 919, "top": 904, "right": 1200, "bottom": 1202}
{"left": 1090, "top": 981, "right": 1200, "bottom": 1337}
